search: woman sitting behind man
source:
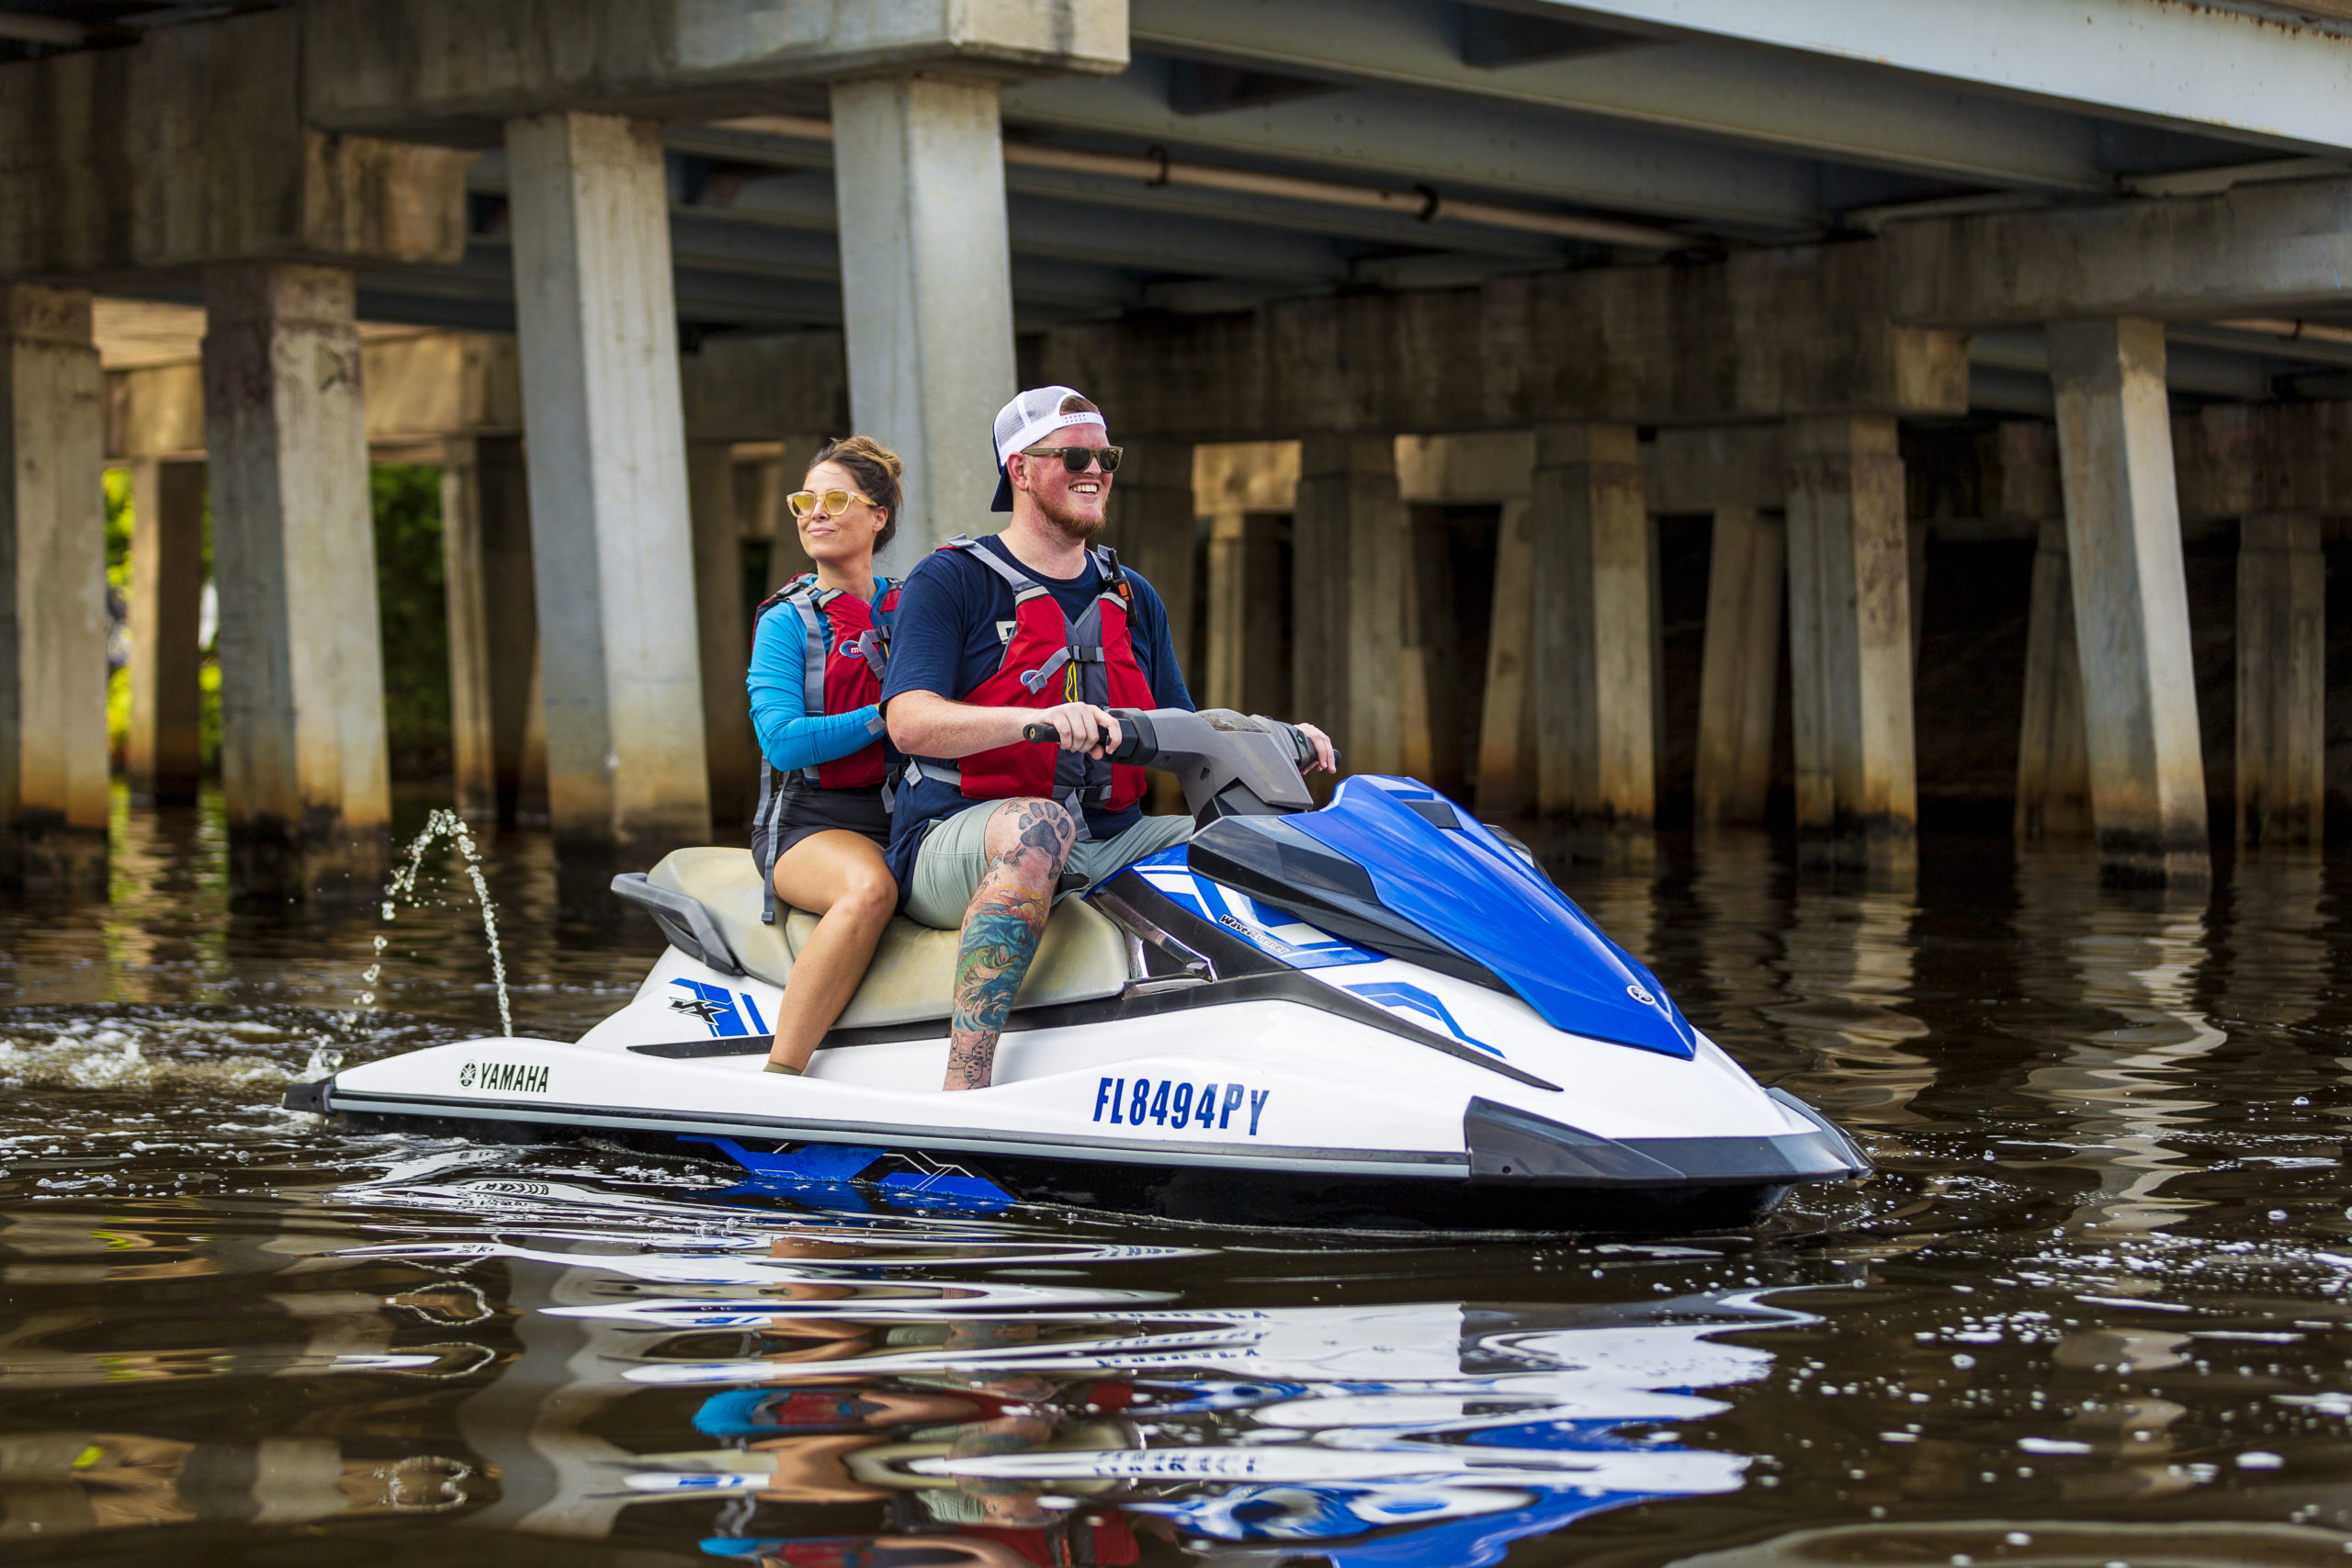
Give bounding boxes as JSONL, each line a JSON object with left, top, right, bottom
{"left": 745, "top": 435, "right": 906, "bottom": 1076}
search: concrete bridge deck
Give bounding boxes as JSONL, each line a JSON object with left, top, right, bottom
{"left": 6, "top": 0, "right": 2352, "bottom": 896}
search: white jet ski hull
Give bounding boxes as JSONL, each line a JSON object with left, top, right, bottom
{"left": 300, "top": 874, "right": 1865, "bottom": 1232}
{"left": 299, "top": 751, "right": 1867, "bottom": 1231}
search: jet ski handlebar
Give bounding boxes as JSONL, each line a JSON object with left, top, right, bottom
{"left": 1017, "top": 707, "right": 1320, "bottom": 820}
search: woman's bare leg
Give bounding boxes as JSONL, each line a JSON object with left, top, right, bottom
{"left": 766, "top": 830, "right": 899, "bottom": 1072}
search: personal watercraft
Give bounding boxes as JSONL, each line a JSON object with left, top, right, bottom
{"left": 288, "top": 709, "right": 1870, "bottom": 1230}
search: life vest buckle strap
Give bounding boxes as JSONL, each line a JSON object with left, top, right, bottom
{"left": 1052, "top": 785, "right": 1095, "bottom": 842}
{"left": 903, "top": 757, "right": 964, "bottom": 792}
{"left": 1017, "top": 649, "right": 1075, "bottom": 693}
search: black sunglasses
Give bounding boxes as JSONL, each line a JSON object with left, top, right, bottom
{"left": 1023, "top": 445, "right": 1125, "bottom": 475}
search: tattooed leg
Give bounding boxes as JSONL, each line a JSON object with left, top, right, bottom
{"left": 944, "top": 798, "right": 1077, "bottom": 1091}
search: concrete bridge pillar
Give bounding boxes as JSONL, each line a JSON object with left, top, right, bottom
{"left": 831, "top": 73, "right": 1017, "bottom": 566}
{"left": 125, "top": 459, "right": 208, "bottom": 808}
{"left": 2236, "top": 512, "right": 2324, "bottom": 847}
{"left": 1473, "top": 496, "right": 1537, "bottom": 819}
{"left": 2016, "top": 521, "right": 2093, "bottom": 840}
{"left": 1908, "top": 521, "right": 1931, "bottom": 667}
{"left": 1103, "top": 438, "right": 1199, "bottom": 812}
{"left": 443, "top": 440, "right": 493, "bottom": 823}
{"left": 686, "top": 440, "right": 758, "bottom": 828}
{"left": 504, "top": 110, "right": 710, "bottom": 870}
{"left": 1530, "top": 423, "right": 1656, "bottom": 845}
{"left": 755, "top": 442, "right": 822, "bottom": 594}
{"left": 200, "top": 264, "right": 390, "bottom": 898}
{"left": 1295, "top": 434, "right": 1408, "bottom": 776}
{"left": 1204, "top": 507, "right": 1285, "bottom": 716}
{"left": 2047, "top": 316, "right": 2208, "bottom": 884}
{"left": 1399, "top": 508, "right": 1454, "bottom": 790}
{"left": 1106, "top": 439, "right": 1200, "bottom": 679}
{"left": 439, "top": 435, "right": 539, "bottom": 826}
{"left": 0, "top": 286, "right": 108, "bottom": 892}
{"left": 1196, "top": 440, "right": 1296, "bottom": 721}
{"left": 1785, "top": 413, "right": 1917, "bottom": 874}
{"left": 1694, "top": 504, "right": 1785, "bottom": 829}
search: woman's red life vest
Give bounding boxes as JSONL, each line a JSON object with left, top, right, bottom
{"left": 747, "top": 575, "right": 897, "bottom": 923}
{"left": 752, "top": 575, "right": 899, "bottom": 789}
{"left": 908, "top": 538, "right": 1155, "bottom": 818}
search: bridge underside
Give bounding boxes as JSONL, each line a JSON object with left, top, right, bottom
{"left": 6, "top": 0, "right": 2352, "bottom": 895}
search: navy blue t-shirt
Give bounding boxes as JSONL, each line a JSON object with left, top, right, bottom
{"left": 879, "top": 535, "right": 1194, "bottom": 893}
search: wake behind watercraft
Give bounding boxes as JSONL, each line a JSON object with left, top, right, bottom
{"left": 289, "top": 709, "right": 1869, "bottom": 1230}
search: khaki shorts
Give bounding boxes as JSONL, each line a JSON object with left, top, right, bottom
{"left": 904, "top": 802, "right": 1193, "bottom": 929}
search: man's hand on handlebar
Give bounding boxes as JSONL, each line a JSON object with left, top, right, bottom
{"left": 1294, "top": 721, "right": 1338, "bottom": 773}
{"left": 1025, "top": 702, "right": 1123, "bottom": 760}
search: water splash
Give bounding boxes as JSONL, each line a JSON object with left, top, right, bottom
{"left": 0, "top": 1023, "right": 298, "bottom": 1092}
{"left": 364, "top": 808, "right": 514, "bottom": 1039}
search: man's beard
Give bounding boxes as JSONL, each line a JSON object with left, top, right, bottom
{"left": 1035, "top": 488, "right": 1106, "bottom": 545}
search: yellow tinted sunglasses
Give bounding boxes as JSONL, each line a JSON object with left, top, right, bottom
{"left": 787, "top": 489, "right": 876, "bottom": 519}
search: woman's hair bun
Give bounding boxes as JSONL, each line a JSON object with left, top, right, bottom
{"left": 807, "top": 434, "right": 904, "bottom": 549}
{"left": 830, "top": 434, "right": 900, "bottom": 479}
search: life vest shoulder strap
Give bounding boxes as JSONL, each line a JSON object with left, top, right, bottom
{"left": 1088, "top": 545, "right": 1137, "bottom": 617}
{"left": 1089, "top": 544, "right": 1131, "bottom": 593}
{"left": 945, "top": 535, "right": 1055, "bottom": 608}
{"left": 751, "top": 574, "right": 808, "bottom": 620}
{"left": 759, "top": 577, "right": 830, "bottom": 751}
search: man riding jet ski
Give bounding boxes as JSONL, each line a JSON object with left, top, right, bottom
{"left": 288, "top": 390, "right": 1868, "bottom": 1231}
{"left": 877, "top": 386, "right": 1333, "bottom": 1095}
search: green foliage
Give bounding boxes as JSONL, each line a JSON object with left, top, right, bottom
{"left": 106, "top": 465, "right": 224, "bottom": 773}
{"left": 106, "top": 463, "right": 451, "bottom": 782}
{"left": 104, "top": 467, "right": 132, "bottom": 592}
{"left": 372, "top": 464, "right": 451, "bottom": 776}
{"left": 199, "top": 660, "right": 221, "bottom": 771}
{"left": 105, "top": 469, "right": 133, "bottom": 763}
{"left": 107, "top": 663, "right": 130, "bottom": 761}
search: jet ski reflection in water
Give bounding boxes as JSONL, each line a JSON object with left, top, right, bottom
{"left": 633, "top": 1294, "right": 1803, "bottom": 1568}
{"left": 334, "top": 1174, "right": 1802, "bottom": 1564}
{"left": 295, "top": 707, "right": 1869, "bottom": 1231}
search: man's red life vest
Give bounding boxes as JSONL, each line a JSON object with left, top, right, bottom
{"left": 748, "top": 576, "right": 897, "bottom": 922}
{"left": 905, "top": 538, "right": 1154, "bottom": 820}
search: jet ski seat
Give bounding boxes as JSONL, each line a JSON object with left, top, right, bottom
{"left": 644, "top": 848, "right": 1133, "bottom": 1030}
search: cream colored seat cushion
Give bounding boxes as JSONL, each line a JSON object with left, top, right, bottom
{"left": 646, "top": 847, "right": 1132, "bottom": 1029}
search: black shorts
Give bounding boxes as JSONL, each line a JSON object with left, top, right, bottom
{"left": 770, "top": 782, "right": 891, "bottom": 860}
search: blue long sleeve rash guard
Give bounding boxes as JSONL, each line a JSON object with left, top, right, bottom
{"left": 745, "top": 582, "right": 895, "bottom": 775}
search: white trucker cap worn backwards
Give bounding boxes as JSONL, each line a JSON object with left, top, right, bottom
{"left": 990, "top": 386, "right": 1107, "bottom": 513}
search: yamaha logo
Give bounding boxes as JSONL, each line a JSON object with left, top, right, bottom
{"left": 1625, "top": 982, "right": 1657, "bottom": 1006}
{"left": 460, "top": 1061, "right": 550, "bottom": 1095}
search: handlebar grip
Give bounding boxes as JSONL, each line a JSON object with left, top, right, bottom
{"left": 1021, "top": 715, "right": 1146, "bottom": 761}
{"left": 1023, "top": 718, "right": 1124, "bottom": 751}
{"left": 1273, "top": 720, "right": 1323, "bottom": 769}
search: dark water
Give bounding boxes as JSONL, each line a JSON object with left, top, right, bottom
{"left": 6, "top": 789, "right": 2352, "bottom": 1566}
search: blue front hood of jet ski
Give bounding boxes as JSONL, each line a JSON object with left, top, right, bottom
{"left": 1231, "top": 775, "right": 1696, "bottom": 1058}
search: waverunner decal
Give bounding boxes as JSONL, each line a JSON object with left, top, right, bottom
{"left": 1094, "top": 1077, "right": 1271, "bottom": 1135}
{"left": 668, "top": 978, "right": 769, "bottom": 1037}
{"left": 681, "top": 1135, "right": 1013, "bottom": 1212}
{"left": 1342, "top": 982, "right": 1500, "bottom": 1059}
{"left": 1130, "top": 852, "right": 1377, "bottom": 971}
